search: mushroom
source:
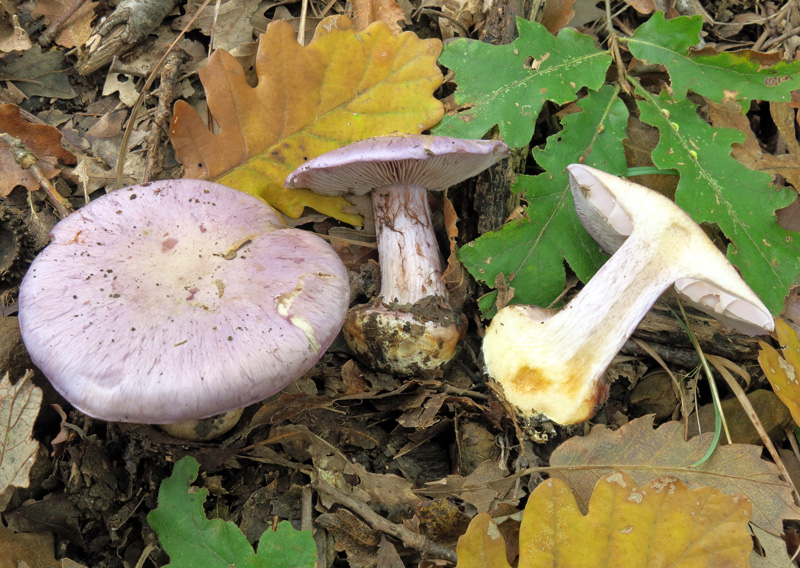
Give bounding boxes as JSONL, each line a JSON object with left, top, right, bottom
{"left": 18, "top": 179, "right": 350, "bottom": 430}
{"left": 286, "top": 134, "right": 510, "bottom": 375}
{"left": 482, "top": 164, "right": 774, "bottom": 425}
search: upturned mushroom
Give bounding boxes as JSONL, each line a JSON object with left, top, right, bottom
{"left": 482, "top": 164, "right": 774, "bottom": 425}
{"left": 286, "top": 134, "right": 510, "bottom": 375}
{"left": 18, "top": 179, "right": 350, "bottom": 431}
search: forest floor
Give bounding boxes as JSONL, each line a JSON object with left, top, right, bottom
{"left": 2, "top": 0, "right": 800, "bottom": 566}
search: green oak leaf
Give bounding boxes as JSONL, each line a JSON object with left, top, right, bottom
{"left": 628, "top": 12, "right": 800, "bottom": 104}
{"left": 636, "top": 85, "right": 800, "bottom": 313}
{"left": 459, "top": 86, "right": 628, "bottom": 316}
{"left": 147, "top": 457, "right": 317, "bottom": 568}
{"left": 434, "top": 18, "right": 611, "bottom": 147}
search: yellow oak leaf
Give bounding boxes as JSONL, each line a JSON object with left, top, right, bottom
{"left": 456, "top": 473, "right": 753, "bottom": 568}
{"left": 170, "top": 16, "right": 443, "bottom": 225}
{"left": 759, "top": 318, "right": 800, "bottom": 426}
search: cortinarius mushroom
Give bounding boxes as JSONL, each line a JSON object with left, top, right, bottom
{"left": 18, "top": 179, "right": 350, "bottom": 425}
{"left": 286, "top": 134, "right": 510, "bottom": 375}
{"left": 482, "top": 164, "right": 773, "bottom": 425}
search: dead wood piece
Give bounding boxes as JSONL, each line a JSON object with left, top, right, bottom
{"left": 143, "top": 50, "right": 183, "bottom": 181}
{"left": 313, "top": 478, "right": 458, "bottom": 563}
{"left": 0, "top": 133, "right": 73, "bottom": 218}
{"left": 77, "top": 0, "right": 180, "bottom": 76}
{"left": 632, "top": 301, "right": 762, "bottom": 360}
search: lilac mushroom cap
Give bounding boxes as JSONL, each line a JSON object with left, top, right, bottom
{"left": 286, "top": 134, "right": 510, "bottom": 374}
{"left": 18, "top": 179, "right": 350, "bottom": 424}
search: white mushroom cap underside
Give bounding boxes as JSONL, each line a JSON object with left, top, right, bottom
{"left": 568, "top": 164, "right": 774, "bottom": 335}
{"left": 18, "top": 180, "right": 350, "bottom": 424}
{"left": 285, "top": 134, "right": 510, "bottom": 195}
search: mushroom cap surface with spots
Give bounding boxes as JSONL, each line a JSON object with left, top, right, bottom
{"left": 285, "top": 133, "right": 510, "bottom": 194}
{"left": 567, "top": 164, "right": 773, "bottom": 336}
{"left": 18, "top": 179, "right": 350, "bottom": 424}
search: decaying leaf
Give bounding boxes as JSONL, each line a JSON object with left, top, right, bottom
{"left": 549, "top": 415, "right": 800, "bottom": 535}
{"left": 173, "top": 0, "right": 262, "bottom": 52}
{"left": 0, "top": 371, "right": 42, "bottom": 494}
{"left": 759, "top": 318, "right": 800, "bottom": 427}
{"left": 0, "top": 45, "right": 77, "bottom": 99}
{"left": 170, "top": 15, "right": 443, "bottom": 224}
{"left": 0, "top": 7, "right": 32, "bottom": 52}
{"left": 456, "top": 473, "right": 753, "bottom": 568}
{"left": 0, "top": 525, "right": 57, "bottom": 568}
{"left": 351, "top": 0, "right": 405, "bottom": 34}
{"left": 709, "top": 100, "right": 800, "bottom": 192}
{"left": 0, "top": 103, "right": 77, "bottom": 196}
{"left": 31, "top": 0, "right": 98, "bottom": 48}
{"left": 418, "top": 460, "right": 517, "bottom": 513}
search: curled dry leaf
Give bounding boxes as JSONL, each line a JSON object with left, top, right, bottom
{"left": 455, "top": 472, "right": 753, "bottom": 568}
{"left": 0, "top": 371, "right": 42, "bottom": 494}
{"left": 170, "top": 15, "right": 443, "bottom": 225}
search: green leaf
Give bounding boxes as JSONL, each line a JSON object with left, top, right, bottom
{"left": 256, "top": 522, "right": 318, "bottom": 568}
{"left": 636, "top": 86, "right": 800, "bottom": 313}
{"left": 434, "top": 18, "right": 611, "bottom": 147}
{"left": 459, "top": 86, "right": 627, "bottom": 315}
{"left": 628, "top": 12, "right": 800, "bottom": 104}
{"left": 147, "top": 457, "right": 316, "bottom": 568}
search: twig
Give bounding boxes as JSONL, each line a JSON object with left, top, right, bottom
{"left": 115, "top": 0, "right": 212, "bottom": 189}
{"left": 0, "top": 133, "right": 73, "bottom": 218}
{"left": 143, "top": 51, "right": 183, "bottom": 181}
{"left": 301, "top": 485, "right": 313, "bottom": 532}
{"left": 761, "top": 25, "right": 800, "bottom": 51}
{"left": 313, "top": 477, "right": 458, "bottom": 562}
{"left": 39, "top": 0, "right": 89, "bottom": 45}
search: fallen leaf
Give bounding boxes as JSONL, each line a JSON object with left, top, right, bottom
{"left": 419, "top": 460, "right": 517, "bottom": 513}
{"left": 0, "top": 8, "right": 32, "bottom": 52}
{"left": 170, "top": 16, "right": 443, "bottom": 224}
{"left": 709, "top": 100, "right": 800, "bottom": 192}
{"left": 31, "top": 0, "right": 98, "bottom": 48}
{"left": 759, "top": 318, "right": 800, "bottom": 427}
{"left": 0, "top": 371, "right": 42, "bottom": 494}
{"left": 456, "top": 473, "right": 753, "bottom": 568}
{"left": 101, "top": 73, "right": 140, "bottom": 107}
{"left": 0, "top": 103, "right": 77, "bottom": 196}
{"left": 437, "top": 0, "right": 488, "bottom": 39}
{"left": 173, "top": 0, "right": 262, "bottom": 51}
{"left": 456, "top": 514, "right": 511, "bottom": 568}
{"left": 750, "top": 524, "right": 795, "bottom": 567}
{"left": 351, "top": 0, "right": 405, "bottom": 34}
{"left": 0, "top": 525, "right": 57, "bottom": 568}
{"left": 540, "top": 0, "right": 575, "bottom": 33}
{"left": 0, "top": 45, "right": 77, "bottom": 99}
{"left": 619, "top": 0, "right": 656, "bottom": 14}
{"left": 549, "top": 415, "right": 800, "bottom": 535}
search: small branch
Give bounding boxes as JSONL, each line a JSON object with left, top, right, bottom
{"left": 143, "top": 50, "right": 183, "bottom": 181}
{"left": 0, "top": 133, "right": 73, "bottom": 218}
{"left": 313, "top": 477, "right": 458, "bottom": 563}
{"left": 39, "top": 0, "right": 89, "bottom": 46}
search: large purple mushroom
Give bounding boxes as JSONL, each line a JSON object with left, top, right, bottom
{"left": 286, "top": 134, "right": 509, "bottom": 375}
{"left": 18, "top": 179, "right": 350, "bottom": 424}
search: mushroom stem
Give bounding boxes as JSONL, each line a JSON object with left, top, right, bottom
{"left": 484, "top": 231, "right": 678, "bottom": 425}
{"left": 373, "top": 185, "right": 445, "bottom": 305}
